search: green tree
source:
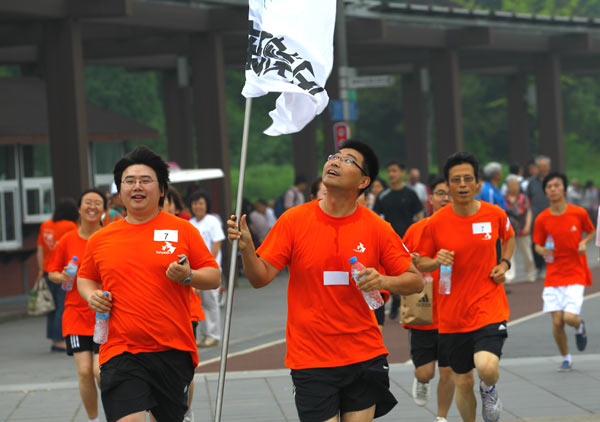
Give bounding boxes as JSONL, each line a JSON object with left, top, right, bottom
{"left": 84, "top": 66, "right": 166, "bottom": 156}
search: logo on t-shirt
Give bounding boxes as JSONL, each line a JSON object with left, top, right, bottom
{"left": 472, "top": 222, "right": 492, "bottom": 240}
{"left": 157, "top": 241, "right": 176, "bottom": 255}
{"left": 353, "top": 242, "right": 366, "bottom": 253}
{"left": 571, "top": 225, "right": 577, "bottom": 232}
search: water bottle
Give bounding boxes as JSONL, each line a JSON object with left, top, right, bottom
{"left": 62, "top": 256, "right": 78, "bottom": 291}
{"left": 544, "top": 235, "right": 554, "bottom": 263}
{"left": 93, "top": 292, "right": 110, "bottom": 344}
{"left": 349, "top": 256, "right": 384, "bottom": 310}
{"left": 439, "top": 265, "right": 452, "bottom": 295}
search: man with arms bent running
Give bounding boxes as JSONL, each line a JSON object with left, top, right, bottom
{"left": 228, "top": 140, "right": 424, "bottom": 421}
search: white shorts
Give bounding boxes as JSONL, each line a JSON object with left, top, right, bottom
{"left": 542, "top": 285, "right": 585, "bottom": 315}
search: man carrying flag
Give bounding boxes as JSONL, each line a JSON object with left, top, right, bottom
{"left": 227, "top": 140, "right": 424, "bottom": 421}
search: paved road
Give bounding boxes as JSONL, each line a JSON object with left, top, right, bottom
{"left": 1, "top": 244, "right": 599, "bottom": 421}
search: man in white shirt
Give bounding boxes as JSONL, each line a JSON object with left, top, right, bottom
{"left": 283, "top": 175, "right": 307, "bottom": 210}
{"left": 249, "top": 199, "right": 273, "bottom": 245}
{"left": 406, "top": 168, "right": 429, "bottom": 215}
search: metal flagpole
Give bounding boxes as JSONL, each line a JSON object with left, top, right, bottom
{"left": 214, "top": 97, "right": 253, "bottom": 422}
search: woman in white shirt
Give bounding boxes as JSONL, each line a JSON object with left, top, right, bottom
{"left": 188, "top": 191, "right": 225, "bottom": 347}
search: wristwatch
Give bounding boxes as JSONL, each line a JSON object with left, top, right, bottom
{"left": 500, "top": 258, "right": 511, "bottom": 270}
{"left": 182, "top": 269, "right": 193, "bottom": 285}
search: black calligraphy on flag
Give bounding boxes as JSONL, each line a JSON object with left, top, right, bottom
{"left": 246, "top": 19, "right": 325, "bottom": 96}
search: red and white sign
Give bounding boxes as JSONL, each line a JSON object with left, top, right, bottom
{"left": 333, "top": 122, "right": 351, "bottom": 149}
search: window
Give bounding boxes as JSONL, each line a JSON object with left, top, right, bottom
{"left": 22, "top": 177, "right": 53, "bottom": 223}
{"left": 0, "top": 146, "right": 21, "bottom": 249}
{"left": 21, "top": 144, "right": 53, "bottom": 223}
{"left": 0, "top": 145, "right": 17, "bottom": 180}
{"left": 92, "top": 142, "right": 124, "bottom": 190}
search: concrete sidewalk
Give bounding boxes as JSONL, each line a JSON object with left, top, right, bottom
{"left": 2, "top": 252, "right": 599, "bottom": 421}
{"left": 2, "top": 354, "right": 600, "bottom": 421}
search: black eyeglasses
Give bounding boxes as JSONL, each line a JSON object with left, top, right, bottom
{"left": 327, "top": 154, "right": 368, "bottom": 176}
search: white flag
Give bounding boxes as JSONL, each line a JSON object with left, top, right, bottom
{"left": 242, "top": 0, "right": 336, "bottom": 136}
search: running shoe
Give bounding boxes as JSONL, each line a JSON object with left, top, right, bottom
{"left": 480, "top": 384, "right": 502, "bottom": 422}
{"left": 575, "top": 319, "right": 587, "bottom": 351}
{"left": 198, "top": 337, "right": 219, "bottom": 348}
{"left": 557, "top": 360, "right": 573, "bottom": 372}
{"left": 412, "top": 378, "right": 430, "bottom": 406}
{"left": 434, "top": 418, "right": 447, "bottom": 422}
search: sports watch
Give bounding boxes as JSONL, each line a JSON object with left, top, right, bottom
{"left": 182, "top": 269, "right": 193, "bottom": 285}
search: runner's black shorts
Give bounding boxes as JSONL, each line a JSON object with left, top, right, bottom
{"left": 192, "top": 321, "right": 198, "bottom": 340}
{"left": 65, "top": 334, "right": 100, "bottom": 356}
{"left": 438, "top": 321, "right": 508, "bottom": 374}
{"left": 291, "top": 354, "right": 397, "bottom": 421}
{"left": 374, "top": 306, "right": 385, "bottom": 326}
{"left": 409, "top": 328, "right": 449, "bottom": 368}
{"left": 100, "top": 349, "right": 194, "bottom": 422}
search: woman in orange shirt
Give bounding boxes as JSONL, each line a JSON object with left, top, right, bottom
{"left": 37, "top": 199, "right": 79, "bottom": 351}
{"left": 48, "top": 189, "right": 106, "bottom": 422}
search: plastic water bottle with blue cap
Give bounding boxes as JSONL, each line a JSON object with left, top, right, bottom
{"left": 62, "top": 256, "right": 78, "bottom": 291}
{"left": 93, "top": 292, "right": 110, "bottom": 344}
{"left": 544, "top": 234, "right": 554, "bottom": 263}
{"left": 349, "top": 256, "right": 384, "bottom": 310}
{"left": 439, "top": 265, "right": 452, "bottom": 295}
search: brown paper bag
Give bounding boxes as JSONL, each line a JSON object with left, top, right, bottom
{"left": 400, "top": 281, "right": 433, "bottom": 325}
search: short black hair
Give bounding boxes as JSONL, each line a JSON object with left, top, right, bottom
{"left": 372, "top": 177, "right": 388, "bottom": 191}
{"left": 113, "top": 146, "right": 169, "bottom": 207}
{"left": 339, "top": 139, "right": 379, "bottom": 195}
{"left": 443, "top": 152, "right": 479, "bottom": 183}
{"left": 310, "top": 177, "right": 323, "bottom": 199}
{"left": 543, "top": 172, "right": 567, "bottom": 192}
{"left": 294, "top": 175, "right": 307, "bottom": 186}
{"left": 52, "top": 198, "right": 79, "bottom": 223}
{"left": 166, "top": 185, "right": 185, "bottom": 212}
{"left": 188, "top": 191, "right": 212, "bottom": 214}
{"left": 509, "top": 163, "right": 521, "bottom": 175}
{"left": 429, "top": 176, "right": 447, "bottom": 193}
{"left": 385, "top": 160, "right": 406, "bottom": 170}
{"left": 78, "top": 188, "right": 107, "bottom": 210}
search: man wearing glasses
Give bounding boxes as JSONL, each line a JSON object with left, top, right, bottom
{"left": 227, "top": 140, "right": 424, "bottom": 422}
{"left": 417, "top": 152, "right": 515, "bottom": 422}
{"left": 402, "top": 176, "right": 455, "bottom": 422}
{"left": 77, "top": 146, "right": 221, "bottom": 422}
{"left": 373, "top": 160, "right": 424, "bottom": 321}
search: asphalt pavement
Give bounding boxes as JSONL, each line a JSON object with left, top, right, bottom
{"left": 1, "top": 243, "right": 600, "bottom": 421}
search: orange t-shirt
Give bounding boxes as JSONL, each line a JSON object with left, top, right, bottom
{"left": 257, "top": 201, "right": 412, "bottom": 369}
{"left": 418, "top": 201, "right": 514, "bottom": 334}
{"left": 189, "top": 289, "right": 204, "bottom": 322}
{"left": 37, "top": 219, "right": 78, "bottom": 272}
{"left": 78, "top": 212, "right": 219, "bottom": 367}
{"left": 533, "top": 204, "right": 594, "bottom": 287}
{"left": 402, "top": 217, "right": 439, "bottom": 331}
{"left": 48, "top": 230, "right": 95, "bottom": 337}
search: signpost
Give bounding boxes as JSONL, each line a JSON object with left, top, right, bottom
{"left": 347, "top": 75, "right": 395, "bottom": 89}
{"left": 333, "top": 121, "right": 351, "bottom": 149}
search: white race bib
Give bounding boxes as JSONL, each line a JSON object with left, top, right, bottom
{"left": 323, "top": 271, "right": 349, "bottom": 286}
{"left": 154, "top": 230, "right": 178, "bottom": 242}
{"left": 472, "top": 222, "right": 492, "bottom": 235}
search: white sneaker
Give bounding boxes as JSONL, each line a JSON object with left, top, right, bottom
{"left": 480, "top": 383, "right": 502, "bottom": 422}
{"left": 183, "top": 409, "right": 194, "bottom": 422}
{"left": 434, "top": 418, "right": 448, "bottom": 422}
{"left": 412, "top": 378, "right": 430, "bottom": 406}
